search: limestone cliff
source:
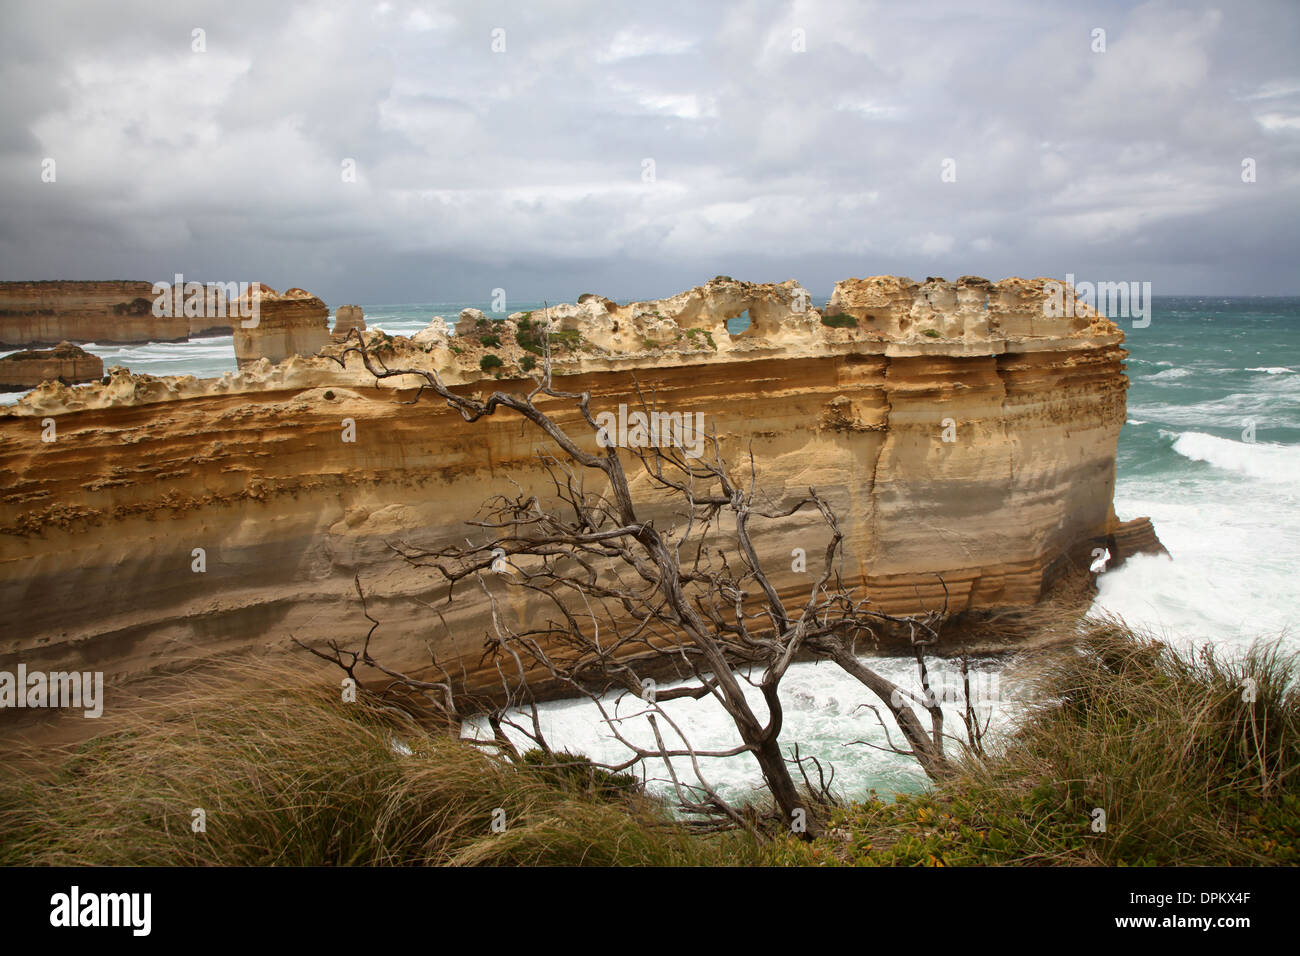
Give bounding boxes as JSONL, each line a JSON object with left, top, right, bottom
{"left": 0, "top": 281, "right": 188, "bottom": 347}
{"left": 0, "top": 280, "right": 311, "bottom": 347}
{"left": 0, "top": 275, "right": 1161, "bottom": 707}
{"left": 0, "top": 342, "right": 104, "bottom": 392}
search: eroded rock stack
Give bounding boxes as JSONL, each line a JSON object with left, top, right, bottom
{"left": 1107, "top": 515, "right": 1169, "bottom": 564}
{"left": 331, "top": 305, "right": 366, "bottom": 339}
{"left": 231, "top": 285, "right": 331, "bottom": 368}
{"left": 0, "top": 341, "right": 104, "bottom": 392}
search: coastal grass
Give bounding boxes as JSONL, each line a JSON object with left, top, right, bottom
{"left": 2, "top": 619, "right": 1295, "bottom": 866}
{"left": 769, "top": 619, "right": 1300, "bottom": 866}
{"left": 0, "top": 673, "right": 756, "bottom": 867}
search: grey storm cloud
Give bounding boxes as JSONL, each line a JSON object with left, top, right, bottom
{"left": 0, "top": 0, "right": 1297, "bottom": 304}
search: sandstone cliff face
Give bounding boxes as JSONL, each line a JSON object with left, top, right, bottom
{"left": 231, "top": 286, "right": 330, "bottom": 368}
{"left": 0, "top": 342, "right": 104, "bottom": 392}
{"left": 0, "top": 281, "right": 188, "bottom": 347}
{"left": 0, "top": 280, "right": 306, "bottom": 347}
{"left": 0, "top": 276, "right": 1157, "bottom": 706}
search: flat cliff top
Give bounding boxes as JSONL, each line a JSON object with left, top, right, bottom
{"left": 1, "top": 275, "right": 1123, "bottom": 418}
{"left": 1, "top": 341, "right": 98, "bottom": 361}
{"left": 0, "top": 280, "right": 156, "bottom": 290}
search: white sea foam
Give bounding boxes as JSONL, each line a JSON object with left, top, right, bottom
{"left": 465, "top": 656, "right": 1023, "bottom": 803}
{"left": 1147, "top": 367, "right": 1193, "bottom": 381}
{"left": 1171, "top": 430, "right": 1300, "bottom": 483}
{"left": 1130, "top": 392, "right": 1278, "bottom": 428}
{"left": 1093, "top": 525, "right": 1296, "bottom": 656}
{"left": 1247, "top": 366, "right": 1292, "bottom": 375}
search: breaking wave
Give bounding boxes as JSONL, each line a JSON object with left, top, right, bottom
{"left": 1170, "top": 430, "right": 1300, "bottom": 483}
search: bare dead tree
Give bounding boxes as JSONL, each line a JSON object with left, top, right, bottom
{"left": 301, "top": 326, "right": 984, "bottom": 837}
{"left": 291, "top": 577, "right": 562, "bottom": 765}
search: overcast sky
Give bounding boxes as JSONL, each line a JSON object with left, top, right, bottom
{"left": 1, "top": 0, "right": 1297, "bottom": 304}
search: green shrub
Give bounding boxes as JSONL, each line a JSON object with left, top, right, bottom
{"left": 549, "top": 329, "right": 581, "bottom": 350}
{"left": 517, "top": 321, "right": 545, "bottom": 355}
{"left": 922, "top": 329, "right": 941, "bottom": 338}
{"left": 820, "top": 313, "right": 859, "bottom": 329}
{"left": 479, "top": 354, "right": 503, "bottom": 371}
{"left": 771, "top": 621, "right": 1300, "bottom": 866}
{"left": 479, "top": 333, "right": 501, "bottom": 348}
{"left": 520, "top": 355, "right": 537, "bottom": 372}
{"left": 514, "top": 320, "right": 580, "bottom": 355}
{"left": 683, "top": 327, "right": 716, "bottom": 350}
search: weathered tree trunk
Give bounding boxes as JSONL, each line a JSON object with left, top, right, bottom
{"left": 824, "top": 642, "right": 952, "bottom": 781}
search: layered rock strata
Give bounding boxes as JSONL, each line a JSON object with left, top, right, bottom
{"left": 0, "top": 275, "right": 1161, "bottom": 710}
{"left": 0, "top": 342, "right": 104, "bottom": 392}
{"left": 0, "top": 280, "right": 318, "bottom": 347}
{"left": 1106, "top": 515, "right": 1168, "bottom": 564}
{"left": 0, "top": 281, "right": 187, "bottom": 347}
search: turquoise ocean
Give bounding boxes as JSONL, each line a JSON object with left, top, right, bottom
{"left": 4, "top": 295, "right": 1297, "bottom": 798}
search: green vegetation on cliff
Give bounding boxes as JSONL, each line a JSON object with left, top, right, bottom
{"left": 769, "top": 623, "right": 1300, "bottom": 866}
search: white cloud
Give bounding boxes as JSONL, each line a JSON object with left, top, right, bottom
{"left": 914, "top": 233, "right": 955, "bottom": 256}
{"left": 0, "top": 0, "right": 1296, "bottom": 298}
{"left": 635, "top": 93, "right": 717, "bottom": 120}
{"left": 596, "top": 29, "right": 696, "bottom": 63}
{"left": 833, "top": 98, "right": 901, "bottom": 119}
{"left": 405, "top": 8, "right": 449, "bottom": 32}
{"left": 1256, "top": 113, "right": 1300, "bottom": 131}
